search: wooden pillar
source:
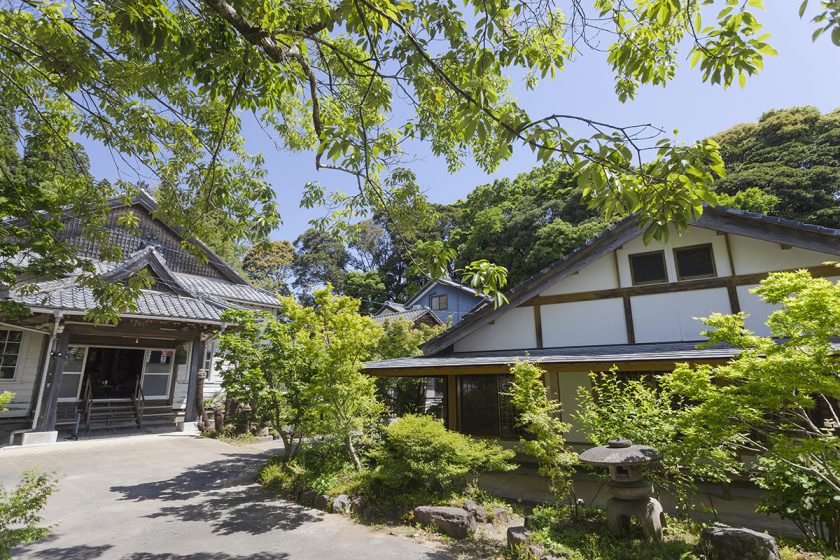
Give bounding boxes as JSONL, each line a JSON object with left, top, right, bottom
{"left": 623, "top": 296, "right": 636, "bottom": 344}
{"left": 534, "top": 305, "right": 543, "bottom": 349}
{"left": 36, "top": 328, "right": 70, "bottom": 432}
{"left": 446, "top": 375, "right": 458, "bottom": 432}
{"left": 184, "top": 335, "right": 205, "bottom": 423}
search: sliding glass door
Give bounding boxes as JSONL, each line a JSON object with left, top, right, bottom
{"left": 140, "top": 349, "right": 175, "bottom": 399}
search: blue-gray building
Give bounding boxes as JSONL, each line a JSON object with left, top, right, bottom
{"left": 401, "top": 278, "right": 489, "bottom": 325}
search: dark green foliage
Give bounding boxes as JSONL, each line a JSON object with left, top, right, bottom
{"left": 242, "top": 240, "right": 296, "bottom": 295}
{"left": 366, "top": 414, "right": 515, "bottom": 501}
{"left": 292, "top": 228, "right": 351, "bottom": 300}
{"left": 449, "top": 162, "right": 611, "bottom": 287}
{"left": 0, "top": 470, "right": 57, "bottom": 559}
{"left": 713, "top": 106, "right": 840, "bottom": 228}
{"left": 343, "top": 270, "right": 388, "bottom": 315}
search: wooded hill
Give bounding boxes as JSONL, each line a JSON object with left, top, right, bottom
{"left": 273, "top": 106, "right": 839, "bottom": 310}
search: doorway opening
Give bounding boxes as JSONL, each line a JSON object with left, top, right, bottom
{"left": 84, "top": 347, "right": 145, "bottom": 400}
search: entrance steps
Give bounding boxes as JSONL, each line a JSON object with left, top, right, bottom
{"left": 84, "top": 401, "right": 177, "bottom": 432}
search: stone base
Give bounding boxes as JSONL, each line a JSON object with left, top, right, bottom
{"left": 607, "top": 496, "right": 664, "bottom": 542}
{"left": 21, "top": 431, "right": 58, "bottom": 446}
{"left": 176, "top": 421, "right": 199, "bottom": 433}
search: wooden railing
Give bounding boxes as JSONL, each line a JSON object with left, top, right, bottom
{"left": 132, "top": 379, "right": 145, "bottom": 428}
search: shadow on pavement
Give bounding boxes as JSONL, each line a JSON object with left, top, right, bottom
{"left": 23, "top": 544, "right": 114, "bottom": 559}
{"left": 110, "top": 453, "right": 323, "bottom": 535}
{"left": 124, "top": 554, "right": 290, "bottom": 560}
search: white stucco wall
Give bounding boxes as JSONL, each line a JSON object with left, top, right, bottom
{"left": 737, "top": 284, "right": 777, "bottom": 336}
{"left": 541, "top": 299, "right": 627, "bottom": 347}
{"left": 539, "top": 255, "right": 619, "bottom": 296}
{"left": 454, "top": 306, "right": 536, "bottom": 352}
{"left": 728, "top": 235, "right": 833, "bottom": 275}
{"left": 0, "top": 330, "right": 45, "bottom": 419}
{"left": 632, "top": 288, "right": 732, "bottom": 342}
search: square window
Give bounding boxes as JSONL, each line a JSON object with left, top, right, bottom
{"left": 1, "top": 366, "right": 15, "bottom": 380}
{"left": 629, "top": 251, "right": 668, "bottom": 285}
{"left": 674, "top": 244, "right": 716, "bottom": 280}
{"left": 430, "top": 294, "right": 448, "bottom": 311}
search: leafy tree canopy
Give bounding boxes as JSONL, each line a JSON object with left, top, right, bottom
{"left": 291, "top": 228, "right": 350, "bottom": 299}
{"left": 242, "top": 239, "right": 296, "bottom": 295}
{"left": 712, "top": 106, "right": 840, "bottom": 228}
{"left": 5, "top": 0, "right": 838, "bottom": 314}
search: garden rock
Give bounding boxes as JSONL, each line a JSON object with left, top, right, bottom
{"left": 507, "top": 526, "right": 531, "bottom": 549}
{"left": 332, "top": 494, "right": 352, "bottom": 514}
{"left": 491, "top": 507, "right": 509, "bottom": 524}
{"left": 349, "top": 496, "right": 365, "bottom": 514}
{"left": 697, "top": 527, "right": 780, "bottom": 560}
{"left": 464, "top": 499, "right": 488, "bottom": 523}
{"left": 540, "top": 554, "right": 572, "bottom": 560}
{"left": 313, "top": 493, "right": 330, "bottom": 511}
{"left": 413, "top": 506, "right": 476, "bottom": 539}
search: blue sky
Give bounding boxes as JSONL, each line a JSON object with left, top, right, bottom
{"left": 81, "top": 3, "right": 840, "bottom": 242}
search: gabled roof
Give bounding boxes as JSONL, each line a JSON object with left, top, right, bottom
{"left": 375, "top": 301, "right": 407, "bottom": 315}
{"left": 420, "top": 206, "right": 840, "bottom": 356}
{"left": 371, "top": 306, "right": 445, "bottom": 326}
{"left": 8, "top": 247, "right": 279, "bottom": 323}
{"left": 404, "top": 277, "right": 490, "bottom": 307}
{"left": 114, "top": 190, "right": 249, "bottom": 285}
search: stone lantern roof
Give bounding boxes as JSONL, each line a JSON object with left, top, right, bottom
{"left": 579, "top": 438, "right": 661, "bottom": 467}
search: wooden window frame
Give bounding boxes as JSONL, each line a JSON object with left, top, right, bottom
{"left": 628, "top": 250, "right": 668, "bottom": 286}
{"left": 0, "top": 329, "right": 22, "bottom": 381}
{"left": 430, "top": 294, "right": 449, "bottom": 311}
{"left": 673, "top": 243, "right": 717, "bottom": 281}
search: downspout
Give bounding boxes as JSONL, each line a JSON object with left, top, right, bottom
{"left": 31, "top": 311, "right": 64, "bottom": 431}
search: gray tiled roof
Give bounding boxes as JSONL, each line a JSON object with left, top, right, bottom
{"left": 6, "top": 250, "right": 279, "bottom": 323}
{"left": 365, "top": 341, "right": 747, "bottom": 370}
{"left": 176, "top": 273, "right": 278, "bottom": 306}
{"left": 12, "top": 282, "right": 231, "bottom": 322}
{"left": 371, "top": 307, "right": 443, "bottom": 325}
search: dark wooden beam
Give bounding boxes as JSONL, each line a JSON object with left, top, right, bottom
{"left": 65, "top": 323, "right": 200, "bottom": 340}
{"left": 519, "top": 264, "right": 837, "bottom": 307}
{"left": 366, "top": 358, "right": 730, "bottom": 377}
{"left": 184, "top": 335, "right": 205, "bottom": 423}
{"left": 727, "top": 285, "right": 741, "bottom": 314}
{"left": 534, "top": 305, "right": 543, "bottom": 349}
{"left": 623, "top": 296, "right": 636, "bottom": 344}
{"left": 447, "top": 375, "right": 458, "bottom": 431}
{"left": 36, "top": 328, "right": 70, "bottom": 432}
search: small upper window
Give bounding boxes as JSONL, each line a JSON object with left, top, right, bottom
{"left": 629, "top": 251, "right": 668, "bottom": 285}
{"left": 430, "top": 294, "right": 448, "bottom": 311}
{"left": 0, "top": 329, "right": 22, "bottom": 380}
{"left": 674, "top": 244, "right": 716, "bottom": 280}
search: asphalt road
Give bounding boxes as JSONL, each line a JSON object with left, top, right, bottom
{"left": 0, "top": 433, "right": 451, "bottom": 560}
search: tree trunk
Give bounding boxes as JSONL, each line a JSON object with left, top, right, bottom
{"left": 213, "top": 402, "right": 225, "bottom": 433}
{"left": 345, "top": 432, "right": 362, "bottom": 471}
{"left": 195, "top": 369, "right": 210, "bottom": 431}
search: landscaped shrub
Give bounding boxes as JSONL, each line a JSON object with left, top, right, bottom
{"left": 366, "top": 414, "right": 515, "bottom": 501}
{"left": 508, "top": 360, "right": 579, "bottom": 504}
{"left": 259, "top": 437, "right": 362, "bottom": 497}
{"left": 0, "top": 470, "right": 57, "bottom": 559}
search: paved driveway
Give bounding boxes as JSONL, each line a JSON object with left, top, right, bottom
{"left": 1, "top": 434, "right": 450, "bottom": 560}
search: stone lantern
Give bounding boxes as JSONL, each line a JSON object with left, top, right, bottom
{"left": 579, "top": 438, "right": 664, "bottom": 541}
